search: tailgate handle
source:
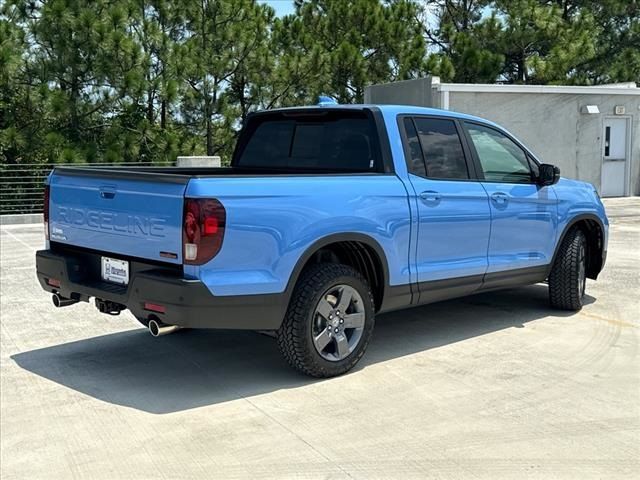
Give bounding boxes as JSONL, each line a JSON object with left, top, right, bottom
{"left": 99, "top": 186, "right": 116, "bottom": 199}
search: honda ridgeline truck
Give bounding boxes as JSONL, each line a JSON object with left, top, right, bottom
{"left": 36, "top": 103, "right": 608, "bottom": 377}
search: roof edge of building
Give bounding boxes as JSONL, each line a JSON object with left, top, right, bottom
{"left": 433, "top": 81, "right": 639, "bottom": 96}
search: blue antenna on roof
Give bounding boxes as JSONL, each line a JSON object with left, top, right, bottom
{"left": 317, "top": 95, "right": 338, "bottom": 106}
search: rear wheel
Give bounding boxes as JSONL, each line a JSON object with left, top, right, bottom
{"left": 277, "top": 263, "right": 375, "bottom": 377}
{"left": 549, "top": 228, "right": 587, "bottom": 311}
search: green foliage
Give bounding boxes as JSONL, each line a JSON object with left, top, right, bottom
{"left": 286, "top": 0, "right": 427, "bottom": 103}
{"left": 494, "top": 0, "right": 598, "bottom": 83}
{"left": 424, "top": 0, "right": 639, "bottom": 84}
{"left": 422, "top": 0, "right": 504, "bottom": 82}
{"left": 573, "top": 0, "right": 640, "bottom": 84}
{"left": 0, "top": 0, "right": 638, "bottom": 170}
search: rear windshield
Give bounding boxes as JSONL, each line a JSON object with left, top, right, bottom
{"left": 234, "top": 110, "right": 381, "bottom": 172}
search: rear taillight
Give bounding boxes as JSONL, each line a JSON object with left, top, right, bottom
{"left": 43, "top": 184, "right": 50, "bottom": 240}
{"left": 182, "top": 198, "right": 226, "bottom": 265}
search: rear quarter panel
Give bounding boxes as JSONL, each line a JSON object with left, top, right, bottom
{"left": 185, "top": 175, "right": 411, "bottom": 296}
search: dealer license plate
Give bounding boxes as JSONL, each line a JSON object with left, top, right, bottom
{"left": 101, "top": 256, "right": 129, "bottom": 285}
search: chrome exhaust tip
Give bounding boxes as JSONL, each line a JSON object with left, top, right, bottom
{"left": 148, "top": 318, "right": 180, "bottom": 337}
{"left": 52, "top": 293, "right": 78, "bottom": 308}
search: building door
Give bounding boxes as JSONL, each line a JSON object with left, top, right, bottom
{"left": 601, "top": 117, "right": 629, "bottom": 197}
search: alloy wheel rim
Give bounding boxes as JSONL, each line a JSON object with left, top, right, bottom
{"left": 311, "top": 284, "right": 365, "bottom": 362}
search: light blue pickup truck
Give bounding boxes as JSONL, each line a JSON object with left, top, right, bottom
{"left": 36, "top": 102, "right": 608, "bottom": 377}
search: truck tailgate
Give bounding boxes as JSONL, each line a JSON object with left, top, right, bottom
{"left": 48, "top": 168, "right": 187, "bottom": 264}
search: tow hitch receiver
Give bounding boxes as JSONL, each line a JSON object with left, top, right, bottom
{"left": 95, "top": 298, "right": 126, "bottom": 315}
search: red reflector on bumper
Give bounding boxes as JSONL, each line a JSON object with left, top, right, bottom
{"left": 47, "top": 278, "right": 61, "bottom": 288}
{"left": 144, "top": 302, "right": 166, "bottom": 314}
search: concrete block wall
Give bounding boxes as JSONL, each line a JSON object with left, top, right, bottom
{"left": 364, "top": 77, "right": 435, "bottom": 106}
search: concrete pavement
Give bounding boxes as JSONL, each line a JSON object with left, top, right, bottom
{"left": 1, "top": 198, "right": 639, "bottom": 479}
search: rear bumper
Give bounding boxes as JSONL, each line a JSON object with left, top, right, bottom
{"left": 35, "top": 249, "right": 286, "bottom": 330}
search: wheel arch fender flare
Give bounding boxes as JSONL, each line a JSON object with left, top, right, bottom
{"left": 283, "top": 232, "right": 391, "bottom": 304}
{"left": 549, "top": 213, "right": 606, "bottom": 279}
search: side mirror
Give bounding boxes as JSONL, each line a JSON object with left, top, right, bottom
{"left": 538, "top": 163, "right": 560, "bottom": 186}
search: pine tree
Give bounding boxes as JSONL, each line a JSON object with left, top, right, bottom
{"left": 420, "top": 0, "right": 503, "bottom": 82}
{"left": 496, "top": 0, "right": 598, "bottom": 84}
{"left": 291, "top": 0, "right": 427, "bottom": 103}
{"left": 180, "top": 0, "right": 274, "bottom": 158}
{"left": 568, "top": 0, "right": 640, "bottom": 84}
{"left": 0, "top": 3, "right": 39, "bottom": 165}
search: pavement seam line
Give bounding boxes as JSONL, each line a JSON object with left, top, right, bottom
{"left": 2, "top": 228, "right": 38, "bottom": 253}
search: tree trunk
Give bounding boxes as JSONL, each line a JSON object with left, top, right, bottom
{"left": 517, "top": 54, "right": 526, "bottom": 83}
{"left": 238, "top": 76, "right": 247, "bottom": 122}
{"left": 206, "top": 115, "right": 213, "bottom": 155}
{"left": 147, "top": 90, "right": 154, "bottom": 123}
{"left": 205, "top": 86, "right": 213, "bottom": 155}
{"left": 70, "top": 76, "right": 79, "bottom": 141}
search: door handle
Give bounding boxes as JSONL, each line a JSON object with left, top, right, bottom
{"left": 490, "top": 192, "right": 508, "bottom": 205}
{"left": 99, "top": 186, "right": 116, "bottom": 199}
{"left": 419, "top": 190, "right": 441, "bottom": 204}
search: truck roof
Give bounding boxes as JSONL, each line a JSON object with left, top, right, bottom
{"left": 264, "top": 104, "right": 501, "bottom": 129}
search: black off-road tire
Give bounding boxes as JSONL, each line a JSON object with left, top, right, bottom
{"left": 549, "top": 228, "right": 587, "bottom": 311}
{"left": 277, "top": 263, "right": 375, "bottom": 378}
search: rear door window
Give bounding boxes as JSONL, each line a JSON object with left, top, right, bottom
{"left": 412, "top": 117, "right": 470, "bottom": 180}
{"left": 235, "top": 111, "right": 380, "bottom": 172}
{"left": 402, "top": 117, "right": 427, "bottom": 177}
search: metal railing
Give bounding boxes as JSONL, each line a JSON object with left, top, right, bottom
{"left": 0, "top": 162, "right": 173, "bottom": 215}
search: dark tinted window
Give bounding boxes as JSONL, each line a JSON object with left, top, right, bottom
{"left": 413, "top": 118, "right": 469, "bottom": 179}
{"left": 465, "top": 123, "right": 533, "bottom": 183}
{"left": 236, "top": 112, "right": 378, "bottom": 171}
{"left": 239, "top": 120, "right": 295, "bottom": 167}
{"left": 403, "top": 118, "right": 426, "bottom": 176}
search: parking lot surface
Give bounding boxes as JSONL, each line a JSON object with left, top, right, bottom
{"left": 1, "top": 197, "right": 639, "bottom": 479}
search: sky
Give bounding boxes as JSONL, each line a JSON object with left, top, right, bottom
{"left": 259, "top": 1, "right": 493, "bottom": 23}
{"left": 259, "top": 0, "right": 297, "bottom": 17}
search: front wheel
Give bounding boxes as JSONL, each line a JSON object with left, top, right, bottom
{"left": 549, "top": 228, "right": 587, "bottom": 311}
{"left": 277, "top": 263, "right": 375, "bottom": 378}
